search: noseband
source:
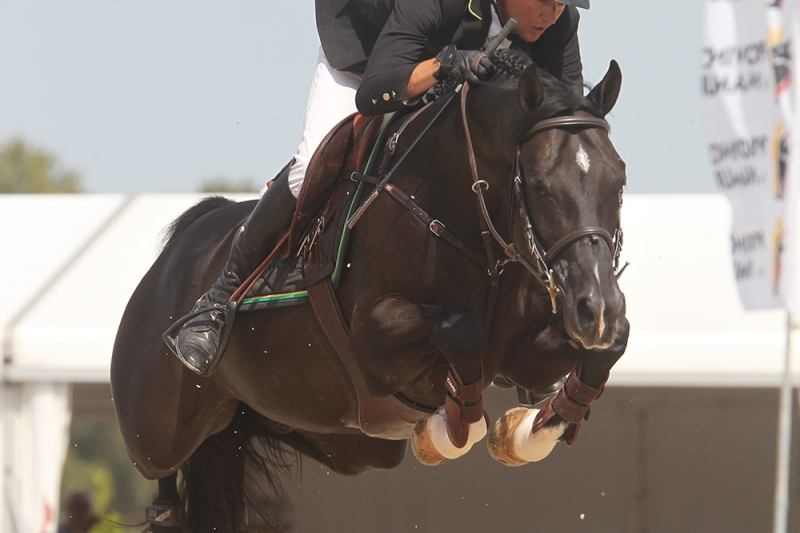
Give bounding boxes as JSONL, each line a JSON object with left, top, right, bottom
{"left": 460, "top": 84, "right": 624, "bottom": 313}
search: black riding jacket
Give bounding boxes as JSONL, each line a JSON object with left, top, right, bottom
{"left": 315, "top": 0, "right": 583, "bottom": 116}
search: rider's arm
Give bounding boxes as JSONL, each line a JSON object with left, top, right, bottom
{"left": 405, "top": 58, "right": 441, "bottom": 100}
{"left": 355, "top": 0, "right": 446, "bottom": 116}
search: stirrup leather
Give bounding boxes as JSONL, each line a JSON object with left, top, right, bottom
{"left": 162, "top": 301, "right": 237, "bottom": 376}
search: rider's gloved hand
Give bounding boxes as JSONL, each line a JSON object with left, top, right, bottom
{"left": 433, "top": 44, "right": 496, "bottom": 85}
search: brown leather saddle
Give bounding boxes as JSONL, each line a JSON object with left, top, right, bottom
{"left": 232, "top": 113, "right": 383, "bottom": 312}
{"left": 233, "top": 112, "right": 433, "bottom": 439}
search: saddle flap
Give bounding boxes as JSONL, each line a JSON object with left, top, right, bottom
{"left": 286, "top": 113, "right": 384, "bottom": 257}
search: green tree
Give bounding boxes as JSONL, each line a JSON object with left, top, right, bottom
{"left": 0, "top": 138, "right": 82, "bottom": 193}
{"left": 61, "top": 421, "right": 156, "bottom": 526}
{"left": 200, "top": 175, "right": 259, "bottom": 193}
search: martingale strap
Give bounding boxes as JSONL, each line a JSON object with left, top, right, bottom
{"left": 307, "top": 277, "right": 432, "bottom": 438}
{"left": 301, "top": 115, "right": 437, "bottom": 438}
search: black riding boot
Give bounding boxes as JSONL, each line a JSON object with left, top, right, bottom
{"left": 165, "top": 163, "right": 296, "bottom": 376}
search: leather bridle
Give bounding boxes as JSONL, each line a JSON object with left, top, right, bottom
{"left": 348, "top": 81, "right": 626, "bottom": 327}
{"left": 460, "top": 83, "right": 624, "bottom": 314}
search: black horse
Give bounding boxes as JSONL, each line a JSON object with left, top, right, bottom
{"left": 111, "top": 52, "right": 628, "bottom": 532}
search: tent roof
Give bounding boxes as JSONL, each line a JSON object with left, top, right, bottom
{"left": 0, "top": 193, "right": 792, "bottom": 387}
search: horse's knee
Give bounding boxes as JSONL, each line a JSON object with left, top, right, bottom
{"left": 429, "top": 306, "right": 488, "bottom": 355}
{"left": 370, "top": 297, "right": 435, "bottom": 346}
{"left": 354, "top": 297, "right": 442, "bottom": 395}
{"left": 428, "top": 306, "right": 487, "bottom": 371}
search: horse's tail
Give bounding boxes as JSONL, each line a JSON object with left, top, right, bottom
{"left": 179, "top": 403, "right": 298, "bottom": 533}
{"left": 160, "top": 196, "right": 236, "bottom": 250}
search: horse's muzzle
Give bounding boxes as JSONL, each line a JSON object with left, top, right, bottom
{"left": 558, "top": 254, "right": 627, "bottom": 350}
{"left": 571, "top": 292, "right": 626, "bottom": 349}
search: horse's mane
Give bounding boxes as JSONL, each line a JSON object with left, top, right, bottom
{"left": 488, "top": 49, "right": 600, "bottom": 123}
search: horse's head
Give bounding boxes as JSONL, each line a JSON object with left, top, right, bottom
{"left": 509, "top": 60, "right": 626, "bottom": 349}
{"left": 461, "top": 53, "right": 626, "bottom": 350}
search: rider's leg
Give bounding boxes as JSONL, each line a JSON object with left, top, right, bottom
{"left": 286, "top": 47, "right": 361, "bottom": 197}
{"left": 169, "top": 48, "right": 360, "bottom": 377}
{"left": 172, "top": 164, "right": 296, "bottom": 376}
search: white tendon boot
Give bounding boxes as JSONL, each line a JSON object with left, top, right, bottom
{"left": 487, "top": 406, "right": 568, "bottom": 467}
{"left": 412, "top": 407, "right": 489, "bottom": 466}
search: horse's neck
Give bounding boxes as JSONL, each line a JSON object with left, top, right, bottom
{"left": 395, "top": 106, "right": 513, "bottom": 244}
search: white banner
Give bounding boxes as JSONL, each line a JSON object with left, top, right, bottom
{"left": 701, "top": 0, "right": 795, "bottom": 310}
{"left": 2, "top": 384, "right": 72, "bottom": 533}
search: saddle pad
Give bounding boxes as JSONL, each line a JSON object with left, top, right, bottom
{"left": 238, "top": 113, "right": 388, "bottom": 312}
{"left": 237, "top": 179, "right": 364, "bottom": 312}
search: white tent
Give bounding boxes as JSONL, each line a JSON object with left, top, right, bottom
{"left": 0, "top": 193, "right": 254, "bottom": 532}
{"left": 0, "top": 193, "right": 794, "bottom": 532}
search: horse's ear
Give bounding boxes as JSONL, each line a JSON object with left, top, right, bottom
{"left": 518, "top": 64, "right": 544, "bottom": 112}
{"left": 588, "top": 60, "right": 622, "bottom": 116}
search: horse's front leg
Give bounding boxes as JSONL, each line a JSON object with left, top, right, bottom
{"left": 353, "top": 296, "right": 490, "bottom": 465}
{"left": 489, "top": 318, "right": 630, "bottom": 466}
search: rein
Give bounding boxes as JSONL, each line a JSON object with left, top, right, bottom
{"left": 459, "top": 83, "right": 623, "bottom": 314}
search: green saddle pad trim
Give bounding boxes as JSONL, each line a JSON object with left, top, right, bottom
{"left": 241, "top": 289, "right": 310, "bottom": 306}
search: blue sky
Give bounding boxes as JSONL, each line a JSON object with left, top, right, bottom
{"left": 0, "top": 0, "right": 713, "bottom": 194}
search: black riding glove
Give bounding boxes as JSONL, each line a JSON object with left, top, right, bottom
{"left": 433, "top": 44, "right": 496, "bottom": 85}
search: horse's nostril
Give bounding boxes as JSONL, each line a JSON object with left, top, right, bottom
{"left": 577, "top": 298, "right": 596, "bottom": 332}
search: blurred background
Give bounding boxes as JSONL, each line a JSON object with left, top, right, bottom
{"left": 0, "top": 0, "right": 714, "bottom": 195}
{"left": 1, "top": 1, "right": 797, "bottom": 532}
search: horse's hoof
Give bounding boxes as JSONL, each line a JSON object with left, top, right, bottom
{"left": 488, "top": 407, "right": 568, "bottom": 466}
{"left": 487, "top": 407, "right": 533, "bottom": 466}
{"left": 411, "top": 416, "right": 449, "bottom": 466}
{"left": 411, "top": 410, "right": 488, "bottom": 466}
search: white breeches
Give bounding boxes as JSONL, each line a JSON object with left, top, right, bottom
{"left": 286, "top": 48, "right": 362, "bottom": 198}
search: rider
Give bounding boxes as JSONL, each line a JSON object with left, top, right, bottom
{"left": 169, "top": 0, "right": 590, "bottom": 376}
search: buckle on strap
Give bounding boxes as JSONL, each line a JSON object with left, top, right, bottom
{"left": 429, "top": 219, "right": 446, "bottom": 237}
{"left": 147, "top": 503, "right": 183, "bottom": 526}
